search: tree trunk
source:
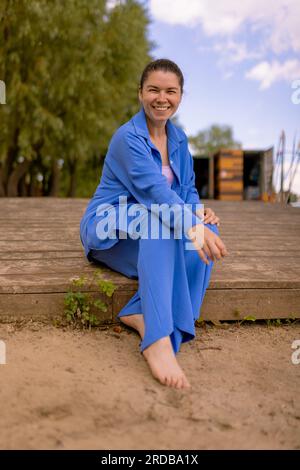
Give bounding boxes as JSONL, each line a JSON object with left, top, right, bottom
{"left": 68, "top": 159, "right": 77, "bottom": 197}
{"left": 0, "top": 165, "right": 5, "bottom": 196}
{"left": 19, "top": 175, "right": 28, "bottom": 196}
{"left": 49, "top": 159, "right": 60, "bottom": 196}
{"left": 7, "top": 159, "right": 30, "bottom": 196}
{"left": 4, "top": 128, "right": 19, "bottom": 193}
{"left": 29, "top": 165, "right": 37, "bottom": 196}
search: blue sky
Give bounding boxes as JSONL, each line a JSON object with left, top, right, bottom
{"left": 141, "top": 0, "right": 300, "bottom": 196}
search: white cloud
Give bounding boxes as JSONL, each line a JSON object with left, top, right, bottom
{"left": 213, "top": 39, "right": 265, "bottom": 67}
{"left": 150, "top": 0, "right": 300, "bottom": 55}
{"left": 245, "top": 59, "right": 300, "bottom": 89}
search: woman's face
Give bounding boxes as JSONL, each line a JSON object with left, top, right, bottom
{"left": 139, "top": 70, "right": 182, "bottom": 125}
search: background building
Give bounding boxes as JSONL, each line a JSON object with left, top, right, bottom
{"left": 193, "top": 147, "right": 274, "bottom": 201}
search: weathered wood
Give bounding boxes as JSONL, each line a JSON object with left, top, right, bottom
{"left": 0, "top": 198, "right": 299, "bottom": 322}
{"left": 0, "top": 292, "right": 113, "bottom": 323}
{"left": 113, "top": 289, "right": 300, "bottom": 321}
{"left": 0, "top": 272, "right": 137, "bottom": 294}
{"left": 201, "top": 289, "right": 300, "bottom": 320}
{"left": 0, "top": 251, "right": 83, "bottom": 260}
{"left": 0, "top": 256, "right": 299, "bottom": 288}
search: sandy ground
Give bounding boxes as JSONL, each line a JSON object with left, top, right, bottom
{"left": 0, "top": 320, "right": 299, "bottom": 450}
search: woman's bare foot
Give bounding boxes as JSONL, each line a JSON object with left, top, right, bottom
{"left": 142, "top": 336, "right": 191, "bottom": 389}
{"left": 119, "top": 314, "right": 145, "bottom": 339}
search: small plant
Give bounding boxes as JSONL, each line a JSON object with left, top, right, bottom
{"left": 195, "top": 318, "right": 205, "bottom": 328}
{"left": 239, "top": 315, "right": 256, "bottom": 325}
{"left": 64, "top": 269, "right": 117, "bottom": 329}
{"left": 235, "top": 315, "right": 257, "bottom": 327}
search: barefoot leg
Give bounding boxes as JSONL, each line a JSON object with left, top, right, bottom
{"left": 142, "top": 336, "right": 191, "bottom": 389}
{"left": 119, "top": 314, "right": 145, "bottom": 339}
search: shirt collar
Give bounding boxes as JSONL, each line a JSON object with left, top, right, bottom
{"left": 131, "top": 106, "right": 185, "bottom": 151}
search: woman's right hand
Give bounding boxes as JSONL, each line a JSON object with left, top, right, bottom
{"left": 187, "top": 224, "right": 228, "bottom": 265}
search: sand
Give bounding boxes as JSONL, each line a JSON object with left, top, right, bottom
{"left": 0, "top": 321, "right": 299, "bottom": 450}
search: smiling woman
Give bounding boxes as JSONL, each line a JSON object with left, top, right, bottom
{"left": 80, "top": 58, "right": 228, "bottom": 390}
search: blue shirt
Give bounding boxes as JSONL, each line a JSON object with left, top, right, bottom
{"left": 80, "top": 106, "right": 203, "bottom": 259}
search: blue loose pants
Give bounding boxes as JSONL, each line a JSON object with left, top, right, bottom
{"left": 89, "top": 222, "right": 219, "bottom": 355}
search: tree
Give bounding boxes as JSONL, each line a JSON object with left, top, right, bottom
{"left": 189, "top": 124, "right": 242, "bottom": 156}
{"left": 0, "top": 0, "right": 152, "bottom": 197}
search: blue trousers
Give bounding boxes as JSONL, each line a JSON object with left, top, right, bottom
{"left": 89, "top": 222, "right": 219, "bottom": 355}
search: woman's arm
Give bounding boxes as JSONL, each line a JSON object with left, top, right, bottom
{"left": 107, "top": 129, "right": 203, "bottom": 236}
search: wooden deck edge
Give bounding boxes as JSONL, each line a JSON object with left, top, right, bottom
{"left": 0, "top": 288, "right": 299, "bottom": 323}
{"left": 1, "top": 281, "right": 300, "bottom": 294}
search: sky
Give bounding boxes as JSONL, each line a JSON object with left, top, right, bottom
{"left": 141, "top": 0, "right": 300, "bottom": 196}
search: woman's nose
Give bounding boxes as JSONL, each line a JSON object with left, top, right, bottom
{"left": 157, "top": 91, "right": 167, "bottom": 101}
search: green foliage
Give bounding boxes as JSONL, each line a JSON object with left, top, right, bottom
{"left": 64, "top": 269, "right": 117, "bottom": 329}
{"left": 189, "top": 124, "right": 242, "bottom": 156}
{"left": 0, "top": 0, "right": 153, "bottom": 196}
{"left": 239, "top": 315, "right": 257, "bottom": 325}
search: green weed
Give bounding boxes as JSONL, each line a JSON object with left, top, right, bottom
{"left": 64, "top": 269, "right": 117, "bottom": 329}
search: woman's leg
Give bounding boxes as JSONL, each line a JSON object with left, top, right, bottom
{"left": 89, "top": 222, "right": 218, "bottom": 355}
{"left": 89, "top": 234, "right": 191, "bottom": 388}
{"left": 89, "top": 237, "right": 144, "bottom": 337}
{"left": 184, "top": 222, "right": 219, "bottom": 319}
{"left": 168, "top": 223, "right": 218, "bottom": 353}
{"left": 88, "top": 219, "right": 218, "bottom": 388}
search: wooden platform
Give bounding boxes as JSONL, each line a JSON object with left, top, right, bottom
{"left": 0, "top": 198, "right": 299, "bottom": 323}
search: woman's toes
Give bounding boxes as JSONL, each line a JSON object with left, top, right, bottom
{"left": 164, "top": 376, "right": 170, "bottom": 387}
{"left": 175, "top": 377, "right": 183, "bottom": 389}
{"left": 170, "top": 376, "right": 176, "bottom": 388}
{"left": 166, "top": 376, "right": 173, "bottom": 387}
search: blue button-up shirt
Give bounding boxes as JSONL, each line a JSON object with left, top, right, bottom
{"left": 80, "top": 106, "right": 202, "bottom": 258}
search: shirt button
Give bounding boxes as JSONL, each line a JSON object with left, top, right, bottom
{"left": 170, "top": 160, "right": 173, "bottom": 164}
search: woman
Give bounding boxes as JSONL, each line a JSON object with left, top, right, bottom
{"left": 80, "top": 59, "right": 228, "bottom": 389}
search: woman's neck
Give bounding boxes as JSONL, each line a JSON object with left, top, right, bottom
{"left": 145, "top": 115, "right": 167, "bottom": 140}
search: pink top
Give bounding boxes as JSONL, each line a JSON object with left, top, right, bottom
{"left": 161, "top": 165, "right": 174, "bottom": 187}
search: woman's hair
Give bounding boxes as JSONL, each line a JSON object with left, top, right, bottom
{"left": 139, "top": 58, "right": 184, "bottom": 93}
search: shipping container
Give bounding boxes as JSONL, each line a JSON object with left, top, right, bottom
{"left": 192, "top": 147, "right": 273, "bottom": 201}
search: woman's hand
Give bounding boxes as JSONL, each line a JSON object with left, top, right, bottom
{"left": 203, "top": 207, "right": 220, "bottom": 226}
{"left": 187, "top": 224, "right": 228, "bottom": 265}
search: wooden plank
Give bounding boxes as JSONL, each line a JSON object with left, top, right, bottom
{"left": 1, "top": 288, "right": 299, "bottom": 323}
{"left": 113, "top": 289, "right": 300, "bottom": 320}
{"left": 1, "top": 250, "right": 299, "bottom": 262}
{"left": 0, "top": 292, "right": 113, "bottom": 323}
{"left": 0, "top": 272, "right": 299, "bottom": 293}
{"left": 219, "top": 149, "right": 243, "bottom": 157}
{"left": 0, "top": 251, "right": 83, "bottom": 260}
{"left": 0, "top": 273, "right": 138, "bottom": 294}
{"left": 219, "top": 195, "right": 243, "bottom": 201}
{"left": 218, "top": 181, "right": 243, "bottom": 191}
{"left": 200, "top": 288, "right": 300, "bottom": 320}
{"left": 0, "top": 241, "right": 83, "bottom": 251}
{"left": 218, "top": 159, "right": 243, "bottom": 170}
{"left": 1, "top": 256, "right": 299, "bottom": 282}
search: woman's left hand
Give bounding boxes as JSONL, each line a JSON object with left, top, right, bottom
{"left": 204, "top": 207, "right": 220, "bottom": 226}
